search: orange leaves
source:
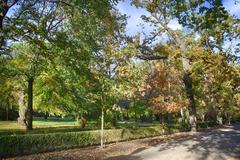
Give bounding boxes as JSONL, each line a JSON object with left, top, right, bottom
{"left": 147, "top": 62, "right": 168, "bottom": 88}
{"left": 149, "top": 95, "right": 165, "bottom": 112}
{"left": 166, "top": 101, "right": 184, "bottom": 113}
{"left": 146, "top": 60, "right": 185, "bottom": 113}
{"left": 149, "top": 95, "right": 184, "bottom": 113}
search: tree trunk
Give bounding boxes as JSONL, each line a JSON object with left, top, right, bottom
{"left": 6, "top": 102, "right": 9, "bottom": 121}
{"left": 167, "top": 113, "right": 173, "bottom": 124}
{"left": 217, "top": 113, "right": 223, "bottom": 125}
{"left": 159, "top": 113, "right": 164, "bottom": 124}
{"left": 0, "top": 4, "right": 7, "bottom": 48}
{"left": 100, "top": 109, "right": 104, "bottom": 148}
{"left": 80, "top": 116, "right": 86, "bottom": 128}
{"left": 183, "top": 72, "right": 197, "bottom": 132}
{"left": 112, "top": 113, "right": 117, "bottom": 127}
{"left": 228, "top": 116, "right": 231, "bottom": 125}
{"left": 18, "top": 88, "right": 26, "bottom": 126}
{"left": 44, "top": 114, "right": 48, "bottom": 119}
{"left": 5, "top": 99, "right": 11, "bottom": 121}
{"left": 26, "top": 77, "right": 34, "bottom": 131}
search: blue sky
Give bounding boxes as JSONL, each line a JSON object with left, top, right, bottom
{"left": 116, "top": 0, "right": 240, "bottom": 36}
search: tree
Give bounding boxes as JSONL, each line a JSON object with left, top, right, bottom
{"left": 2, "top": 0, "right": 68, "bottom": 130}
{"left": 2, "top": 0, "right": 120, "bottom": 130}
{"left": 132, "top": 0, "right": 239, "bottom": 131}
{"left": 9, "top": 43, "right": 49, "bottom": 130}
{"left": 189, "top": 44, "right": 240, "bottom": 124}
{"left": 131, "top": 1, "right": 197, "bottom": 131}
{"left": 173, "top": 0, "right": 239, "bottom": 52}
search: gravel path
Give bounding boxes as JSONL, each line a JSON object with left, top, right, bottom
{"left": 5, "top": 123, "right": 240, "bottom": 160}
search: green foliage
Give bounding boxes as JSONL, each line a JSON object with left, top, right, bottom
{"left": 0, "top": 125, "right": 181, "bottom": 158}
{"left": 189, "top": 44, "right": 240, "bottom": 123}
{"left": 1, "top": 0, "right": 239, "bottom": 135}
{"left": 197, "top": 121, "right": 216, "bottom": 129}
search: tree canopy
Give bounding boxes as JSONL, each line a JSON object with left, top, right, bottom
{"left": 0, "top": 0, "right": 239, "bottom": 135}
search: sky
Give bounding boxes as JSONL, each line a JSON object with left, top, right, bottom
{"left": 116, "top": 0, "right": 240, "bottom": 36}
{"left": 115, "top": 0, "right": 240, "bottom": 55}
{"left": 6, "top": 0, "right": 240, "bottom": 54}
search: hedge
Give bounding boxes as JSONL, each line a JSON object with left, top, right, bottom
{"left": 0, "top": 125, "right": 180, "bottom": 158}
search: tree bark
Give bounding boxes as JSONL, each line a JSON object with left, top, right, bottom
{"left": 26, "top": 77, "right": 34, "bottom": 130}
{"left": 77, "top": 115, "right": 87, "bottom": 128}
{"left": 44, "top": 113, "right": 48, "bottom": 119}
{"left": 100, "top": 108, "right": 104, "bottom": 148}
{"left": 6, "top": 101, "right": 9, "bottom": 121}
{"left": 18, "top": 88, "right": 26, "bottom": 126}
{"left": 159, "top": 113, "right": 164, "bottom": 124}
{"left": 183, "top": 72, "right": 197, "bottom": 132}
{"left": 0, "top": 1, "right": 8, "bottom": 47}
{"left": 112, "top": 113, "right": 117, "bottom": 127}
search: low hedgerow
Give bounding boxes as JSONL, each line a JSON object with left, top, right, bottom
{"left": 0, "top": 125, "right": 181, "bottom": 158}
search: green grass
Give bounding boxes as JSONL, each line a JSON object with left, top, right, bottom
{"left": 0, "top": 118, "right": 89, "bottom": 136}
{"left": 0, "top": 119, "right": 77, "bottom": 130}
{"left": 0, "top": 119, "right": 162, "bottom": 136}
{"left": 33, "top": 120, "right": 77, "bottom": 128}
{"left": 0, "top": 118, "right": 79, "bottom": 128}
{"left": 0, "top": 121, "right": 24, "bottom": 130}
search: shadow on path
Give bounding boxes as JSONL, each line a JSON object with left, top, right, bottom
{"left": 108, "top": 123, "right": 240, "bottom": 160}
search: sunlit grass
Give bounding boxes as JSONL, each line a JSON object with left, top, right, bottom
{"left": 0, "top": 121, "right": 24, "bottom": 130}
{"left": 0, "top": 119, "right": 78, "bottom": 130}
{"left": 0, "top": 119, "right": 80, "bottom": 136}
{"left": 0, "top": 119, "right": 163, "bottom": 136}
{"left": 33, "top": 120, "right": 77, "bottom": 128}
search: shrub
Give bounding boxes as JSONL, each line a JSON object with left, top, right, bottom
{"left": 197, "top": 121, "right": 216, "bottom": 129}
{"left": 0, "top": 125, "right": 180, "bottom": 158}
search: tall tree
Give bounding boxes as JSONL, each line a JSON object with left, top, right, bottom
{"left": 132, "top": 0, "right": 239, "bottom": 131}
{"left": 2, "top": 0, "right": 119, "bottom": 130}
{"left": 132, "top": 1, "right": 197, "bottom": 131}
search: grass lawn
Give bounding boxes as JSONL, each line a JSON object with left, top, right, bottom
{"left": 0, "top": 118, "right": 160, "bottom": 136}
{"left": 0, "top": 121, "right": 24, "bottom": 130}
{"left": 0, "top": 119, "right": 77, "bottom": 130}
{"left": 33, "top": 119, "right": 78, "bottom": 128}
{"left": 0, "top": 118, "right": 89, "bottom": 136}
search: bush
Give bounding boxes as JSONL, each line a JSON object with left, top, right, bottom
{"left": 0, "top": 125, "right": 181, "bottom": 158}
{"left": 197, "top": 121, "right": 216, "bottom": 129}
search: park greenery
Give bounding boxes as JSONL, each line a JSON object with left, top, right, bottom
{"left": 0, "top": 0, "right": 239, "bottom": 157}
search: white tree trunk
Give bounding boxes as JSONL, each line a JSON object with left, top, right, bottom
{"left": 18, "top": 88, "right": 26, "bottom": 126}
{"left": 100, "top": 109, "right": 104, "bottom": 148}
